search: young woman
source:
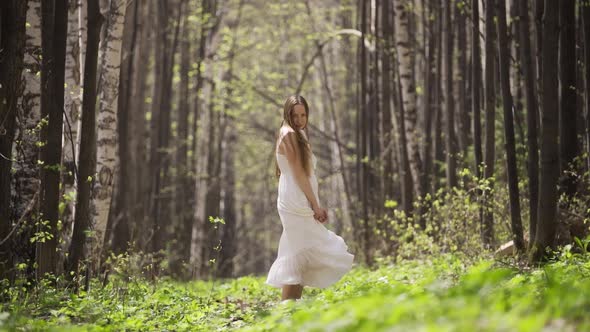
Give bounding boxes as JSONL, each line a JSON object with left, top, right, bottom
{"left": 266, "top": 95, "right": 354, "bottom": 301}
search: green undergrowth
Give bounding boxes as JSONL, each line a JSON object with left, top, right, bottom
{"left": 2, "top": 251, "right": 590, "bottom": 331}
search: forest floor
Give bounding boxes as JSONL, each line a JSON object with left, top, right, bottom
{"left": 2, "top": 251, "right": 590, "bottom": 331}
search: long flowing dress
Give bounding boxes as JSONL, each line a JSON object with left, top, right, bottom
{"left": 266, "top": 127, "right": 354, "bottom": 289}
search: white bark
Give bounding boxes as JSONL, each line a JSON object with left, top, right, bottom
{"left": 93, "top": 0, "right": 126, "bottom": 251}
{"left": 13, "top": 0, "right": 42, "bottom": 216}
{"left": 74, "top": 0, "right": 87, "bottom": 164}
{"left": 394, "top": 0, "right": 422, "bottom": 196}
{"left": 60, "top": 0, "right": 84, "bottom": 258}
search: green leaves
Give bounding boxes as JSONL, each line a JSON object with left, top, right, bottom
{"left": 4, "top": 253, "right": 590, "bottom": 331}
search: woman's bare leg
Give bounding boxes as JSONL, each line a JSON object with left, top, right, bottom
{"left": 281, "top": 284, "right": 303, "bottom": 301}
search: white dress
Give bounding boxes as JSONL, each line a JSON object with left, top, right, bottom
{"left": 266, "top": 127, "right": 354, "bottom": 289}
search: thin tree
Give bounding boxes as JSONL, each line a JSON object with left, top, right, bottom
{"left": 585, "top": 0, "right": 590, "bottom": 170}
{"left": 443, "top": 0, "right": 457, "bottom": 189}
{"left": 13, "top": 0, "right": 42, "bottom": 236}
{"left": 472, "top": 0, "right": 482, "bottom": 176}
{"left": 0, "top": 0, "right": 27, "bottom": 280}
{"left": 395, "top": 0, "right": 423, "bottom": 199}
{"left": 496, "top": 0, "right": 524, "bottom": 252}
{"left": 381, "top": 0, "right": 395, "bottom": 201}
{"left": 67, "top": 0, "right": 103, "bottom": 277}
{"left": 482, "top": 0, "right": 496, "bottom": 247}
{"left": 171, "top": 2, "right": 192, "bottom": 278}
{"left": 456, "top": 1, "right": 470, "bottom": 157}
{"left": 106, "top": 0, "right": 141, "bottom": 254}
{"left": 37, "top": 0, "right": 68, "bottom": 278}
{"left": 559, "top": 0, "right": 578, "bottom": 197}
{"left": 419, "top": 0, "right": 437, "bottom": 229}
{"left": 93, "top": 0, "right": 127, "bottom": 258}
{"left": 518, "top": 0, "right": 539, "bottom": 246}
{"left": 532, "top": 0, "right": 560, "bottom": 262}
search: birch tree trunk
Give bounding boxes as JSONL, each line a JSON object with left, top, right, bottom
{"left": 93, "top": 0, "right": 126, "bottom": 257}
{"left": 106, "top": 0, "right": 140, "bottom": 254}
{"left": 60, "top": 0, "right": 83, "bottom": 269}
{"left": 13, "top": 0, "right": 42, "bottom": 222}
{"left": 472, "top": 0, "right": 483, "bottom": 179}
{"left": 67, "top": 0, "right": 103, "bottom": 277}
{"left": 395, "top": 0, "right": 422, "bottom": 199}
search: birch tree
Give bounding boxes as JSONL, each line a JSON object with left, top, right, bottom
{"left": 13, "top": 0, "right": 42, "bottom": 223}
{"left": 394, "top": 0, "right": 422, "bottom": 199}
{"left": 93, "top": 0, "right": 126, "bottom": 255}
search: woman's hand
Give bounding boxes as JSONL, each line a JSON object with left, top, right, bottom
{"left": 313, "top": 206, "right": 328, "bottom": 223}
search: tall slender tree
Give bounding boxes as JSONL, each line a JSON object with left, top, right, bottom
{"left": 482, "top": 0, "right": 496, "bottom": 247}
{"left": 585, "top": 0, "right": 590, "bottom": 170}
{"left": 0, "top": 0, "right": 28, "bottom": 280}
{"left": 496, "top": 0, "right": 524, "bottom": 252}
{"left": 395, "top": 0, "right": 423, "bottom": 199}
{"left": 472, "top": 0, "right": 482, "bottom": 178}
{"left": 67, "top": 0, "right": 103, "bottom": 277}
{"left": 532, "top": 0, "right": 560, "bottom": 262}
{"left": 443, "top": 0, "right": 457, "bottom": 189}
{"left": 36, "top": 0, "right": 68, "bottom": 278}
{"left": 519, "top": 0, "right": 539, "bottom": 245}
{"left": 93, "top": 0, "right": 127, "bottom": 259}
{"left": 559, "top": 0, "right": 578, "bottom": 197}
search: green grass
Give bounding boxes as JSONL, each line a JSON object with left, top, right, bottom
{"left": 2, "top": 252, "right": 590, "bottom": 331}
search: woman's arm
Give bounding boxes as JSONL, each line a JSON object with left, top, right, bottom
{"left": 281, "top": 132, "right": 321, "bottom": 211}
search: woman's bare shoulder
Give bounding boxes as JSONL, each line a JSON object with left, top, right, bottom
{"left": 280, "top": 125, "right": 295, "bottom": 135}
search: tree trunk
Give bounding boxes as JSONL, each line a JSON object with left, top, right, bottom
{"left": 382, "top": 0, "right": 394, "bottom": 201}
{"left": 0, "top": 0, "right": 27, "bottom": 280}
{"left": 535, "top": 0, "right": 544, "bottom": 117}
{"left": 496, "top": 0, "right": 525, "bottom": 252}
{"left": 106, "top": 0, "right": 140, "bottom": 254}
{"left": 519, "top": 0, "right": 539, "bottom": 247}
{"left": 61, "top": 0, "right": 83, "bottom": 256}
{"left": 129, "top": 1, "right": 149, "bottom": 251}
{"left": 482, "top": 0, "right": 497, "bottom": 248}
{"left": 67, "top": 0, "right": 103, "bottom": 277}
{"left": 395, "top": 0, "right": 422, "bottom": 199}
{"left": 532, "top": 0, "right": 560, "bottom": 262}
{"left": 456, "top": 1, "right": 470, "bottom": 158}
{"left": 419, "top": 0, "right": 437, "bottom": 230}
{"left": 585, "top": 0, "right": 590, "bottom": 171}
{"left": 171, "top": 5, "right": 191, "bottom": 278}
{"left": 559, "top": 0, "right": 578, "bottom": 197}
{"left": 443, "top": 0, "right": 457, "bottom": 189}
{"left": 202, "top": 83, "right": 220, "bottom": 277}
{"left": 432, "top": 0, "right": 444, "bottom": 194}
{"left": 472, "top": 0, "right": 483, "bottom": 178}
{"left": 37, "top": 0, "right": 68, "bottom": 278}
{"left": 92, "top": 0, "right": 126, "bottom": 261}
{"left": 357, "top": 0, "right": 370, "bottom": 261}
{"left": 11, "top": 0, "right": 42, "bottom": 279}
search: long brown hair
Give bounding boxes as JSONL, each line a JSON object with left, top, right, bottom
{"left": 275, "top": 95, "right": 312, "bottom": 178}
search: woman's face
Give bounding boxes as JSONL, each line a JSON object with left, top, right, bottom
{"left": 291, "top": 104, "right": 307, "bottom": 130}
